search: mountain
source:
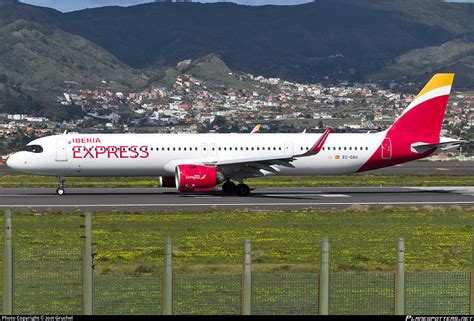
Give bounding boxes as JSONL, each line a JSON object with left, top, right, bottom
{"left": 0, "top": 19, "right": 147, "bottom": 91}
{"left": 147, "top": 53, "right": 258, "bottom": 93}
{"left": 370, "top": 33, "right": 474, "bottom": 87}
{"left": 58, "top": 0, "right": 460, "bottom": 84}
{"left": 0, "top": 0, "right": 148, "bottom": 109}
{"left": 1, "top": 0, "right": 474, "bottom": 104}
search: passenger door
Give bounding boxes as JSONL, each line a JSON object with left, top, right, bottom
{"left": 381, "top": 138, "right": 392, "bottom": 160}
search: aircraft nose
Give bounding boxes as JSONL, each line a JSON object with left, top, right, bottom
{"left": 6, "top": 153, "right": 24, "bottom": 170}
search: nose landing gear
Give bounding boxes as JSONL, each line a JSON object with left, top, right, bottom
{"left": 56, "top": 177, "right": 66, "bottom": 196}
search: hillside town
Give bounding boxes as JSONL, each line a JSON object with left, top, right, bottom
{"left": 1, "top": 70, "right": 473, "bottom": 162}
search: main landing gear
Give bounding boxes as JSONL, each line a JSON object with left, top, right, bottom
{"left": 222, "top": 180, "right": 250, "bottom": 197}
{"left": 56, "top": 177, "right": 66, "bottom": 196}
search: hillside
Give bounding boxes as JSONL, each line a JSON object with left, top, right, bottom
{"left": 0, "top": 19, "right": 147, "bottom": 90}
{"left": 57, "top": 0, "right": 465, "bottom": 83}
{"left": 1, "top": 0, "right": 474, "bottom": 100}
{"left": 147, "top": 54, "right": 259, "bottom": 93}
{"left": 370, "top": 33, "right": 474, "bottom": 87}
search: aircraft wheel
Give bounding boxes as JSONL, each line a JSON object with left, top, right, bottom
{"left": 235, "top": 184, "right": 250, "bottom": 197}
{"left": 56, "top": 188, "right": 65, "bottom": 196}
{"left": 222, "top": 181, "right": 236, "bottom": 194}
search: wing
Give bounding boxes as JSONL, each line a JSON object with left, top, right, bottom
{"left": 206, "top": 128, "right": 332, "bottom": 179}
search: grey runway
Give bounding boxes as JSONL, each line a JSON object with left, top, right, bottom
{"left": 1, "top": 186, "right": 474, "bottom": 211}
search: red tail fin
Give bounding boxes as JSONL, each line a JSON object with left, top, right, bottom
{"left": 388, "top": 73, "right": 454, "bottom": 138}
{"left": 357, "top": 74, "right": 455, "bottom": 172}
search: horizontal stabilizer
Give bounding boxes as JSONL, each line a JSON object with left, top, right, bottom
{"left": 411, "top": 138, "right": 467, "bottom": 154}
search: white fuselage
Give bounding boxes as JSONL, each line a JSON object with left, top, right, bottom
{"left": 6, "top": 132, "right": 386, "bottom": 177}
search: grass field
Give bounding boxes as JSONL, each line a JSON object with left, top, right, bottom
{"left": 5, "top": 206, "right": 474, "bottom": 274}
{"left": 3, "top": 206, "right": 474, "bottom": 314}
{"left": 1, "top": 172, "right": 473, "bottom": 187}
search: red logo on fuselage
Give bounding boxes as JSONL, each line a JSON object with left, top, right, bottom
{"left": 72, "top": 138, "right": 102, "bottom": 144}
{"left": 72, "top": 145, "right": 150, "bottom": 159}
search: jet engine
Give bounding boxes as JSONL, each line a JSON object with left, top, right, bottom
{"left": 175, "top": 164, "right": 224, "bottom": 192}
{"left": 159, "top": 176, "right": 176, "bottom": 188}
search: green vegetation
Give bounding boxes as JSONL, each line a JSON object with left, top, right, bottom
{"left": 7, "top": 206, "right": 474, "bottom": 275}
{"left": 371, "top": 34, "right": 474, "bottom": 87}
{"left": 3, "top": 0, "right": 474, "bottom": 107}
{"left": 147, "top": 54, "right": 260, "bottom": 93}
{"left": 0, "top": 172, "right": 472, "bottom": 187}
{"left": 5, "top": 206, "right": 474, "bottom": 314}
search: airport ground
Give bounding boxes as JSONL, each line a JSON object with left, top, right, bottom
{"left": 1, "top": 160, "right": 473, "bottom": 274}
{"left": 1, "top": 161, "right": 473, "bottom": 211}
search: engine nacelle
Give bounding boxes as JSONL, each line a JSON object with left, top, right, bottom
{"left": 159, "top": 176, "right": 176, "bottom": 188}
{"left": 175, "top": 164, "right": 224, "bottom": 192}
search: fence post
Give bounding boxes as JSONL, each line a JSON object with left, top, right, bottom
{"left": 162, "top": 236, "right": 173, "bottom": 315}
{"left": 81, "top": 212, "right": 94, "bottom": 315}
{"left": 241, "top": 238, "right": 251, "bottom": 315}
{"left": 319, "top": 237, "right": 329, "bottom": 315}
{"left": 395, "top": 237, "right": 405, "bottom": 315}
{"left": 3, "top": 209, "right": 13, "bottom": 315}
{"left": 470, "top": 236, "right": 474, "bottom": 314}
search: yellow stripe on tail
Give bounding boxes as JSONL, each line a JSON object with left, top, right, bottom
{"left": 415, "top": 73, "right": 454, "bottom": 99}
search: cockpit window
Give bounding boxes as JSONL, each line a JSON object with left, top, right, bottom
{"left": 24, "top": 145, "right": 43, "bottom": 153}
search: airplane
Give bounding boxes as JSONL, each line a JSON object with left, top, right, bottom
{"left": 6, "top": 73, "right": 463, "bottom": 197}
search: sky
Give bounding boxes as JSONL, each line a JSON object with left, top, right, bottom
{"left": 19, "top": 0, "right": 311, "bottom": 12}
{"left": 19, "top": 0, "right": 474, "bottom": 12}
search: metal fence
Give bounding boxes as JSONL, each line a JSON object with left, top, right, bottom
{"left": 1, "top": 209, "right": 474, "bottom": 315}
